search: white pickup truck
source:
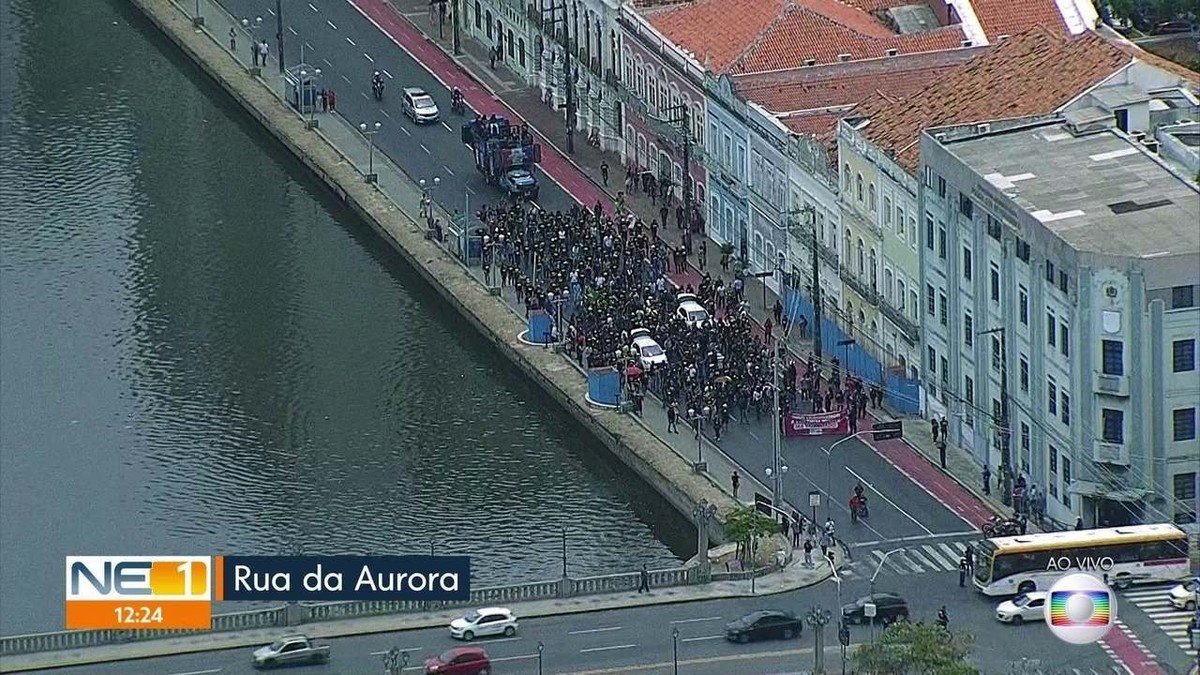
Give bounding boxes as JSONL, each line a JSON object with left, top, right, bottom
{"left": 251, "top": 634, "right": 331, "bottom": 669}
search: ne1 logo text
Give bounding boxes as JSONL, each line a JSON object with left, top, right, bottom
{"left": 65, "top": 556, "right": 212, "bottom": 631}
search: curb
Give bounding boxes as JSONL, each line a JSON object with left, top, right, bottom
{"left": 1, "top": 563, "right": 834, "bottom": 673}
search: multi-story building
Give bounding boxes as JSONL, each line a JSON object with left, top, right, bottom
{"left": 872, "top": 32, "right": 1199, "bottom": 526}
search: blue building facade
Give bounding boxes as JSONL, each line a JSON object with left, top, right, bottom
{"left": 703, "top": 75, "right": 751, "bottom": 257}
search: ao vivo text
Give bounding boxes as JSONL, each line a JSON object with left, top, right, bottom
{"left": 1045, "top": 556, "right": 1116, "bottom": 571}
{"left": 64, "top": 555, "right": 470, "bottom": 631}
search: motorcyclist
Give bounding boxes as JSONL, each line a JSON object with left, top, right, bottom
{"left": 372, "top": 71, "right": 383, "bottom": 98}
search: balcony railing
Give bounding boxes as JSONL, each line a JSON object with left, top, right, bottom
{"left": 840, "top": 267, "right": 878, "bottom": 304}
{"left": 879, "top": 300, "right": 920, "bottom": 343}
{"left": 841, "top": 202, "right": 882, "bottom": 237}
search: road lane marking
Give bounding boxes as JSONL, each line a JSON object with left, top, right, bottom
{"left": 364, "top": 52, "right": 374, "bottom": 62}
{"left": 850, "top": 531, "right": 976, "bottom": 547}
{"left": 360, "top": 92, "right": 369, "bottom": 100}
{"left": 568, "top": 626, "right": 622, "bottom": 635}
{"left": 444, "top": 166, "right": 454, "bottom": 176}
{"left": 680, "top": 635, "right": 722, "bottom": 642}
{"left": 844, "top": 466, "right": 933, "bottom": 535}
{"left": 894, "top": 550, "right": 926, "bottom": 574}
{"left": 936, "top": 542, "right": 965, "bottom": 568}
{"left": 381, "top": 109, "right": 392, "bottom": 118}
{"left": 287, "top": 26, "right": 298, "bottom": 35}
{"left": 579, "top": 644, "right": 637, "bottom": 653}
{"left": 441, "top": 121, "right": 453, "bottom": 132}
{"left": 308, "top": 2, "right": 318, "bottom": 11}
{"left": 478, "top": 636, "right": 523, "bottom": 644}
{"left": 370, "top": 646, "right": 421, "bottom": 655}
{"left": 326, "top": 19, "right": 338, "bottom": 30}
{"left": 382, "top": 69, "right": 394, "bottom": 79}
{"left": 322, "top": 58, "right": 332, "bottom": 67}
{"left": 341, "top": 74, "right": 351, "bottom": 84}
{"left": 400, "top": 126, "right": 411, "bottom": 136}
{"left": 347, "top": 36, "right": 357, "bottom": 46}
{"left": 556, "top": 643, "right": 863, "bottom": 674}
{"left": 670, "top": 616, "right": 722, "bottom": 624}
{"left": 266, "top": 7, "right": 275, "bottom": 15}
{"left": 491, "top": 653, "right": 538, "bottom": 662}
{"left": 921, "top": 544, "right": 958, "bottom": 571}
{"left": 420, "top": 144, "right": 431, "bottom": 154}
{"left": 305, "top": 41, "right": 314, "bottom": 52}
{"left": 167, "top": 670, "right": 222, "bottom": 675}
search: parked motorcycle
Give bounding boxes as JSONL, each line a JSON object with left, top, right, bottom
{"left": 981, "top": 514, "right": 1021, "bottom": 537}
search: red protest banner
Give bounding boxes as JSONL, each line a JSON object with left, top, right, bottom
{"left": 784, "top": 410, "right": 850, "bottom": 437}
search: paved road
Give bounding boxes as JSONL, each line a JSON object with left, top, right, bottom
{"left": 45, "top": 570, "right": 1116, "bottom": 674}
{"left": 218, "top": 0, "right": 977, "bottom": 560}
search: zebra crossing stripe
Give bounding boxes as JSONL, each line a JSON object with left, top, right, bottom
{"left": 896, "top": 551, "right": 926, "bottom": 574}
{"left": 872, "top": 549, "right": 909, "bottom": 575}
{"left": 921, "top": 544, "right": 959, "bottom": 571}
{"left": 937, "top": 542, "right": 964, "bottom": 567}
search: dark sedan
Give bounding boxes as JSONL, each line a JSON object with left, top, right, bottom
{"left": 841, "top": 592, "right": 910, "bottom": 626}
{"left": 724, "top": 610, "right": 804, "bottom": 643}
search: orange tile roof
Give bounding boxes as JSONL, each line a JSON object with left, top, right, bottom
{"left": 729, "top": 3, "right": 966, "bottom": 73}
{"left": 782, "top": 112, "right": 847, "bottom": 137}
{"left": 854, "top": 27, "right": 1132, "bottom": 172}
{"left": 970, "top": 0, "right": 1068, "bottom": 40}
{"left": 642, "top": 0, "right": 784, "bottom": 73}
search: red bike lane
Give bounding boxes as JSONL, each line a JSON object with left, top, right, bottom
{"left": 348, "top": 0, "right": 613, "bottom": 215}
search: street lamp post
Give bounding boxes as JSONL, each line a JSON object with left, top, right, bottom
{"left": 686, "top": 406, "right": 711, "bottom": 472}
{"left": 806, "top": 606, "right": 832, "bottom": 674}
{"left": 764, "top": 464, "right": 789, "bottom": 519}
{"left": 868, "top": 547, "right": 904, "bottom": 644}
{"left": 536, "top": 641, "right": 545, "bottom": 675}
{"left": 358, "top": 122, "right": 382, "bottom": 183}
{"left": 672, "top": 626, "right": 680, "bottom": 675}
{"left": 419, "top": 176, "right": 441, "bottom": 221}
{"left": 979, "top": 326, "right": 1013, "bottom": 505}
{"left": 192, "top": 0, "right": 204, "bottom": 27}
{"left": 548, "top": 290, "right": 568, "bottom": 342}
{"left": 770, "top": 333, "right": 784, "bottom": 509}
{"left": 828, "top": 559, "right": 848, "bottom": 675}
{"left": 560, "top": 526, "right": 568, "bottom": 578}
{"left": 305, "top": 68, "right": 322, "bottom": 129}
{"left": 242, "top": 16, "right": 263, "bottom": 72}
{"left": 822, "top": 429, "right": 874, "bottom": 520}
{"left": 692, "top": 499, "right": 716, "bottom": 574}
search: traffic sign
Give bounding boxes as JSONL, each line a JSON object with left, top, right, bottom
{"left": 808, "top": 490, "right": 821, "bottom": 508}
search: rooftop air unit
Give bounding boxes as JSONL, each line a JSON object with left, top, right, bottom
{"left": 886, "top": 48, "right": 899, "bottom": 57}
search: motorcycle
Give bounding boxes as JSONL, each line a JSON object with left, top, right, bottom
{"left": 981, "top": 514, "right": 1021, "bottom": 537}
{"left": 850, "top": 497, "right": 869, "bottom": 523}
{"left": 451, "top": 95, "right": 466, "bottom": 115}
{"left": 372, "top": 79, "right": 384, "bottom": 101}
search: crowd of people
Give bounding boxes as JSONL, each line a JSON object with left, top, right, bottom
{"left": 470, "top": 198, "right": 885, "bottom": 438}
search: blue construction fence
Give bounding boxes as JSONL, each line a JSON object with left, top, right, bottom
{"left": 781, "top": 286, "right": 922, "bottom": 416}
{"left": 588, "top": 367, "right": 621, "bottom": 405}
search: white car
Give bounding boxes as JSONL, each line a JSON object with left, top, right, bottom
{"left": 1168, "top": 577, "right": 1199, "bottom": 611}
{"left": 995, "top": 591, "right": 1047, "bottom": 625}
{"left": 448, "top": 607, "right": 519, "bottom": 640}
{"left": 402, "top": 87, "right": 440, "bottom": 123}
{"left": 630, "top": 328, "right": 667, "bottom": 369}
{"left": 676, "top": 293, "right": 710, "bottom": 328}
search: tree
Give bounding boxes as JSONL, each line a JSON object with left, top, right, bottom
{"left": 851, "top": 621, "right": 979, "bottom": 675}
{"left": 722, "top": 505, "right": 777, "bottom": 563}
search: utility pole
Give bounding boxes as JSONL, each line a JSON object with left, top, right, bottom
{"left": 662, "top": 104, "right": 693, "bottom": 231}
{"left": 771, "top": 328, "right": 782, "bottom": 507}
{"left": 275, "top": 0, "right": 284, "bottom": 73}
{"left": 987, "top": 327, "right": 1013, "bottom": 506}
{"left": 452, "top": 0, "right": 461, "bottom": 54}
{"left": 809, "top": 207, "right": 823, "bottom": 362}
{"left": 541, "top": 1, "right": 575, "bottom": 154}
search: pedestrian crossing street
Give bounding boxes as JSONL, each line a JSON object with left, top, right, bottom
{"left": 1119, "top": 584, "right": 1196, "bottom": 655}
{"left": 843, "top": 540, "right": 972, "bottom": 578}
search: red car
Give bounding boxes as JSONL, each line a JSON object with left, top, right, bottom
{"left": 424, "top": 647, "right": 491, "bottom": 675}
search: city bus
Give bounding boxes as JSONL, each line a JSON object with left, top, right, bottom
{"left": 973, "top": 523, "right": 1190, "bottom": 596}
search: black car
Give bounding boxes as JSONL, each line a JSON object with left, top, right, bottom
{"left": 724, "top": 610, "right": 804, "bottom": 643}
{"left": 841, "top": 592, "right": 909, "bottom": 626}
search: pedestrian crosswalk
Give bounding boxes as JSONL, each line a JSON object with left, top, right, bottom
{"left": 842, "top": 540, "right": 971, "bottom": 578}
{"left": 1119, "top": 584, "right": 1196, "bottom": 655}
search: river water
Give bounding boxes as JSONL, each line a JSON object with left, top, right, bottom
{"left": 0, "top": 0, "right": 689, "bottom": 634}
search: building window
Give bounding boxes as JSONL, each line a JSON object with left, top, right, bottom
{"left": 926, "top": 284, "right": 935, "bottom": 316}
{"left": 474, "top": 0, "right": 482, "bottom": 28}
{"left": 962, "top": 247, "right": 973, "bottom": 280}
{"left": 884, "top": 197, "right": 893, "bottom": 227}
{"left": 1174, "top": 407, "right": 1197, "bottom": 441}
{"left": 1062, "top": 458, "right": 1072, "bottom": 507}
{"left": 897, "top": 208, "right": 906, "bottom": 239}
{"left": 961, "top": 195, "right": 974, "bottom": 219}
{"left": 1102, "top": 408, "right": 1125, "bottom": 443}
{"left": 1061, "top": 392, "right": 1070, "bottom": 426}
{"left": 964, "top": 312, "right": 974, "bottom": 346}
{"left": 1047, "top": 379, "right": 1057, "bottom": 415}
{"left": 937, "top": 176, "right": 946, "bottom": 198}
{"left": 924, "top": 165, "right": 933, "bottom": 188}
{"left": 1016, "top": 239, "right": 1030, "bottom": 262}
{"left": 1102, "top": 340, "right": 1124, "bottom": 375}
{"left": 1045, "top": 260, "right": 1055, "bottom": 284}
{"left": 939, "top": 292, "right": 948, "bottom": 326}
{"left": 928, "top": 346, "right": 937, "bottom": 373}
{"left": 990, "top": 265, "right": 1001, "bottom": 303}
{"left": 1060, "top": 323, "right": 1069, "bottom": 357}
{"left": 1173, "top": 339, "right": 1196, "bottom": 372}
{"left": 1049, "top": 445, "right": 1058, "bottom": 473}
{"left": 991, "top": 335, "right": 1001, "bottom": 371}
{"left": 910, "top": 289, "right": 919, "bottom": 320}
{"left": 938, "top": 226, "right": 947, "bottom": 260}
{"left": 925, "top": 215, "right": 934, "bottom": 251}
{"left": 868, "top": 185, "right": 876, "bottom": 212}
{"left": 1174, "top": 473, "right": 1197, "bottom": 525}
{"left": 1172, "top": 285, "right": 1195, "bottom": 309}
{"left": 1019, "top": 355, "right": 1029, "bottom": 391}
{"left": 986, "top": 214, "right": 1001, "bottom": 240}
{"left": 1019, "top": 287, "right": 1028, "bottom": 324}
{"left": 1047, "top": 310, "right": 1056, "bottom": 347}
{"left": 856, "top": 174, "right": 863, "bottom": 202}
{"left": 964, "top": 376, "right": 975, "bottom": 427}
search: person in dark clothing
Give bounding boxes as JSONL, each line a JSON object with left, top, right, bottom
{"left": 730, "top": 470, "right": 740, "bottom": 499}
{"left": 939, "top": 417, "right": 948, "bottom": 440}
{"left": 600, "top": 161, "right": 609, "bottom": 186}
{"left": 982, "top": 464, "right": 991, "bottom": 495}
{"left": 1075, "top": 516, "right": 1084, "bottom": 531}
{"left": 964, "top": 543, "right": 974, "bottom": 573}
{"left": 958, "top": 557, "right": 968, "bottom": 587}
{"left": 931, "top": 417, "right": 940, "bottom": 443}
{"left": 667, "top": 404, "right": 678, "bottom": 433}
{"left": 638, "top": 564, "right": 650, "bottom": 593}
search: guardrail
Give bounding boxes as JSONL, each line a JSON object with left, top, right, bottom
{"left": 0, "top": 567, "right": 708, "bottom": 657}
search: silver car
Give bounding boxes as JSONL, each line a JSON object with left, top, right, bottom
{"left": 448, "top": 607, "right": 519, "bottom": 640}
{"left": 402, "top": 87, "right": 440, "bottom": 123}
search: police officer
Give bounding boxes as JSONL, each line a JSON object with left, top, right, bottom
{"left": 958, "top": 556, "right": 968, "bottom": 587}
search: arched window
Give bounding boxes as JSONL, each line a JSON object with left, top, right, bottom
{"left": 507, "top": 29, "right": 515, "bottom": 58}
{"left": 857, "top": 238, "right": 865, "bottom": 274}
{"left": 843, "top": 228, "right": 852, "bottom": 263}
{"left": 843, "top": 164, "right": 851, "bottom": 190}
{"left": 870, "top": 319, "right": 878, "bottom": 336}
{"left": 474, "top": 1, "right": 482, "bottom": 28}
{"left": 897, "top": 279, "right": 906, "bottom": 312}
{"left": 868, "top": 184, "right": 876, "bottom": 212}
{"left": 858, "top": 310, "right": 866, "bottom": 327}
{"left": 869, "top": 248, "right": 877, "bottom": 288}
{"left": 884, "top": 269, "right": 894, "bottom": 304}
{"left": 485, "top": 10, "right": 493, "bottom": 38}
{"left": 856, "top": 174, "right": 863, "bottom": 202}
{"left": 518, "top": 38, "right": 526, "bottom": 66}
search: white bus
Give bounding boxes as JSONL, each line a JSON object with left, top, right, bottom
{"left": 973, "top": 523, "right": 1190, "bottom": 597}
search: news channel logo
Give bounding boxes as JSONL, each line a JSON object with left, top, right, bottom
{"left": 65, "top": 556, "right": 212, "bottom": 630}
{"left": 1044, "top": 572, "right": 1117, "bottom": 644}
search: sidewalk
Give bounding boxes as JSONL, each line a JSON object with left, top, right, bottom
{"left": 1, "top": 553, "right": 837, "bottom": 672}
{"left": 383, "top": 2, "right": 1024, "bottom": 530}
